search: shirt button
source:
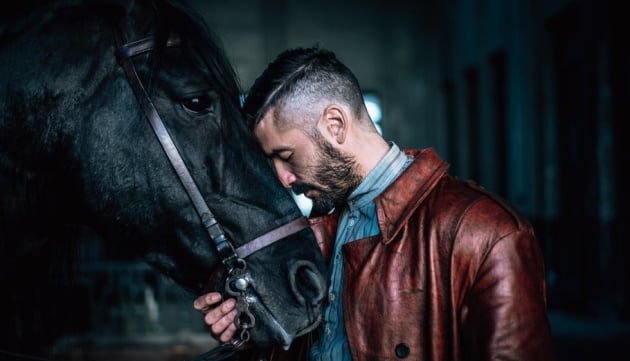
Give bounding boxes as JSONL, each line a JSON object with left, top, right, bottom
{"left": 329, "top": 292, "right": 335, "bottom": 301}
{"left": 395, "top": 343, "right": 410, "bottom": 358}
{"left": 348, "top": 218, "right": 355, "bottom": 226}
{"left": 324, "top": 327, "right": 331, "bottom": 335}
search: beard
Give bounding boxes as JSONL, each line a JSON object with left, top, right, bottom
{"left": 291, "top": 132, "right": 362, "bottom": 215}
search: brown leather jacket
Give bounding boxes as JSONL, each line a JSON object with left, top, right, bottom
{"left": 238, "top": 148, "right": 555, "bottom": 361}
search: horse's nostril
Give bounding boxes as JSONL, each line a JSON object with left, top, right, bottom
{"left": 289, "top": 260, "right": 326, "bottom": 306}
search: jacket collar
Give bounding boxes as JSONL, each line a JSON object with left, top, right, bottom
{"left": 375, "top": 147, "right": 450, "bottom": 244}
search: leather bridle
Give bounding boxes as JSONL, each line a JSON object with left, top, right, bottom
{"left": 114, "top": 32, "right": 309, "bottom": 358}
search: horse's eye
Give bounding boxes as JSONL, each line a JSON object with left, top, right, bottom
{"left": 182, "top": 95, "right": 216, "bottom": 114}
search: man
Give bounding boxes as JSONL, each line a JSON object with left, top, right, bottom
{"left": 194, "top": 46, "right": 555, "bottom": 361}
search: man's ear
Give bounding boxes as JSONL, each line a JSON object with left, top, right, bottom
{"left": 319, "top": 105, "right": 348, "bottom": 144}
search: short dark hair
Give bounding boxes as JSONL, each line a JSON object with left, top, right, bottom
{"left": 242, "top": 46, "right": 364, "bottom": 131}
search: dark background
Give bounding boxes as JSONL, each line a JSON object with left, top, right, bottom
{"left": 188, "top": 0, "right": 630, "bottom": 358}
{"left": 4, "top": 0, "right": 630, "bottom": 360}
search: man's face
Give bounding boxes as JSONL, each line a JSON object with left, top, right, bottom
{"left": 254, "top": 110, "right": 361, "bottom": 214}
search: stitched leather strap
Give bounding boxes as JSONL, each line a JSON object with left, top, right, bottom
{"left": 236, "top": 217, "right": 310, "bottom": 258}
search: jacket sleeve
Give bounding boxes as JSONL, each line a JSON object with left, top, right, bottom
{"left": 455, "top": 198, "right": 556, "bottom": 361}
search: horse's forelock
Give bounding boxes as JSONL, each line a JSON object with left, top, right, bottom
{"left": 150, "top": 1, "right": 241, "bottom": 99}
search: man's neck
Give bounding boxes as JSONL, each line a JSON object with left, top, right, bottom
{"left": 352, "top": 133, "right": 391, "bottom": 178}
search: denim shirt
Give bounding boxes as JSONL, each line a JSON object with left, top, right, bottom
{"left": 309, "top": 142, "right": 412, "bottom": 361}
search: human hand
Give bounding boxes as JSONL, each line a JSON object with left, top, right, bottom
{"left": 193, "top": 292, "right": 238, "bottom": 343}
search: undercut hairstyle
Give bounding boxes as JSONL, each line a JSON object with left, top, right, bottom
{"left": 242, "top": 46, "right": 366, "bottom": 134}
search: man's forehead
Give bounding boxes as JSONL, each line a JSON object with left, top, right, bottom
{"left": 254, "top": 109, "right": 276, "bottom": 136}
{"left": 254, "top": 109, "right": 284, "bottom": 154}
{"left": 254, "top": 111, "right": 308, "bottom": 157}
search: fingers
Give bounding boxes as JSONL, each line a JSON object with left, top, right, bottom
{"left": 204, "top": 298, "right": 237, "bottom": 337}
{"left": 208, "top": 306, "right": 239, "bottom": 343}
{"left": 193, "top": 292, "right": 238, "bottom": 343}
{"left": 193, "top": 292, "right": 223, "bottom": 312}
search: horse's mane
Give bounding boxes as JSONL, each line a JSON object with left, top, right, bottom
{"left": 149, "top": 0, "right": 242, "bottom": 98}
{"left": 1, "top": 0, "right": 242, "bottom": 102}
{"left": 172, "top": 2, "right": 241, "bottom": 92}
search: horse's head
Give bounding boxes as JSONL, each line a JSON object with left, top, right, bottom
{"left": 0, "top": 0, "right": 327, "bottom": 350}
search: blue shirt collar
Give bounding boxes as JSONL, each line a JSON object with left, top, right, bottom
{"left": 346, "top": 142, "right": 409, "bottom": 210}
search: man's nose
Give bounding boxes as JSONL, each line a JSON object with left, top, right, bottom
{"left": 274, "top": 161, "right": 297, "bottom": 188}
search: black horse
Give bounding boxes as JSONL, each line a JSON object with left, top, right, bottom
{"left": 0, "top": 0, "right": 327, "bottom": 356}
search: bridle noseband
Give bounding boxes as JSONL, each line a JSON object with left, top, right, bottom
{"left": 114, "top": 32, "right": 309, "bottom": 358}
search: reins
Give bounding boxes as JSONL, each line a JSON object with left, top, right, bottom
{"left": 114, "top": 31, "right": 309, "bottom": 360}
